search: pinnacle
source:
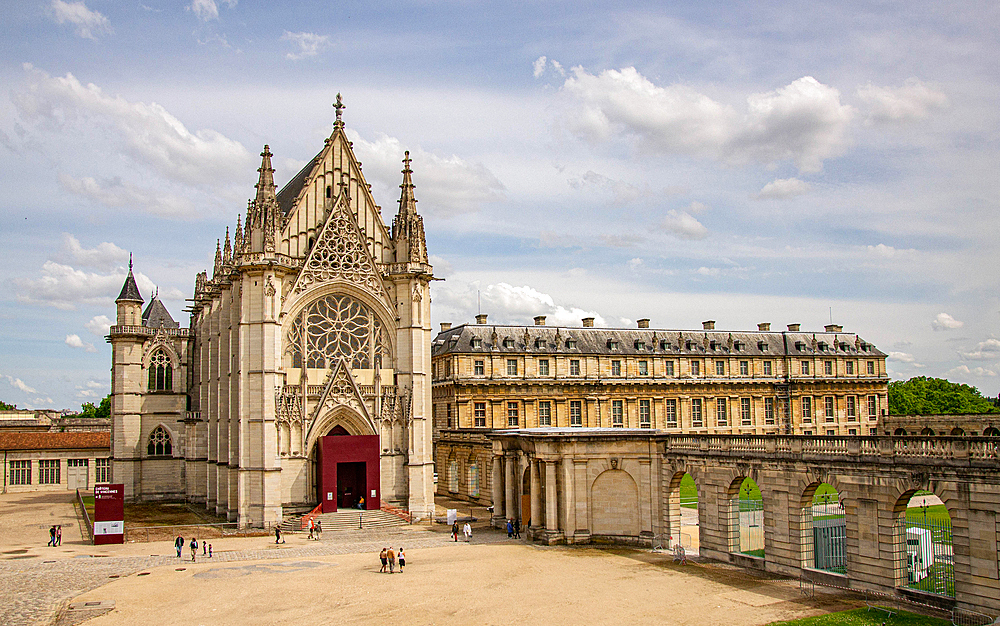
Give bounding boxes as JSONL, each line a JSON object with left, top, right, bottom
{"left": 255, "top": 144, "right": 276, "bottom": 205}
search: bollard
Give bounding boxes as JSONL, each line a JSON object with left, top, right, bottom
{"left": 359, "top": 512, "right": 363, "bottom": 530}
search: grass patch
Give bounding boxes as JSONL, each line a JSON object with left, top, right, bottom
{"left": 765, "top": 607, "right": 950, "bottom": 626}
{"left": 82, "top": 495, "right": 95, "bottom": 520}
{"left": 741, "top": 548, "right": 765, "bottom": 558}
{"left": 679, "top": 474, "right": 698, "bottom": 509}
{"left": 905, "top": 504, "right": 950, "bottom": 526}
{"left": 738, "top": 478, "right": 762, "bottom": 501}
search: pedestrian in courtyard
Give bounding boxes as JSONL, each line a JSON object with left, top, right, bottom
{"left": 275, "top": 527, "right": 284, "bottom": 544}
{"left": 308, "top": 517, "right": 314, "bottom": 540}
{"left": 174, "top": 535, "right": 184, "bottom": 558}
{"left": 506, "top": 519, "right": 513, "bottom": 538}
{"left": 397, "top": 547, "right": 405, "bottom": 571}
{"left": 208, "top": 544, "right": 213, "bottom": 558}
{"left": 379, "top": 548, "right": 388, "bottom": 572}
{"left": 48, "top": 525, "right": 56, "bottom": 547}
{"left": 314, "top": 520, "right": 322, "bottom": 540}
{"left": 451, "top": 521, "right": 459, "bottom": 541}
{"left": 202, "top": 541, "right": 207, "bottom": 556}
{"left": 190, "top": 537, "right": 198, "bottom": 562}
{"left": 387, "top": 547, "right": 396, "bottom": 573}
{"left": 55, "top": 525, "right": 62, "bottom": 546}
{"left": 463, "top": 522, "right": 472, "bottom": 542}
{"left": 513, "top": 519, "right": 520, "bottom": 539}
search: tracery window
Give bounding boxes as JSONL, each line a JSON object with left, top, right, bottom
{"left": 285, "top": 294, "right": 390, "bottom": 370}
{"left": 148, "top": 349, "right": 172, "bottom": 391}
{"left": 147, "top": 426, "right": 172, "bottom": 456}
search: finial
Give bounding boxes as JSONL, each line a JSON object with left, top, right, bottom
{"left": 403, "top": 150, "right": 411, "bottom": 171}
{"left": 129, "top": 252, "right": 133, "bottom": 271}
{"left": 333, "top": 93, "right": 345, "bottom": 129}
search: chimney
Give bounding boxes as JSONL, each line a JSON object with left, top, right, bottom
{"left": 475, "top": 314, "right": 488, "bottom": 324}
{"left": 757, "top": 322, "right": 770, "bottom": 331}
{"left": 440, "top": 322, "right": 452, "bottom": 332}
{"left": 824, "top": 324, "right": 843, "bottom": 332}
{"left": 534, "top": 315, "right": 546, "bottom": 326}
{"left": 582, "top": 317, "right": 595, "bottom": 328}
{"left": 637, "top": 318, "right": 650, "bottom": 329}
{"left": 702, "top": 320, "right": 715, "bottom": 330}
{"left": 787, "top": 323, "right": 800, "bottom": 331}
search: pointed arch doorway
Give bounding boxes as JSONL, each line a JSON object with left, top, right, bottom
{"left": 316, "top": 424, "right": 381, "bottom": 513}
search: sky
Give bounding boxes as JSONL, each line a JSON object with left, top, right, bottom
{"left": 1, "top": 0, "right": 998, "bottom": 410}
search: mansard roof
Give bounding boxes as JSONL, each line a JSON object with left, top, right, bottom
{"left": 432, "top": 323, "right": 886, "bottom": 359}
{"left": 142, "top": 297, "right": 179, "bottom": 329}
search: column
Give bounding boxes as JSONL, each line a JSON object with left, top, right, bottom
{"left": 544, "top": 460, "right": 563, "bottom": 543}
{"left": 504, "top": 453, "right": 516, "bottom": 523}
{"left": 491, "top": 454, "right": 503, "bottom": 527}
{"left": 530, "top": 459, "right": 541, "bottom": 530}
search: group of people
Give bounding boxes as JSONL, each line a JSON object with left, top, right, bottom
{"left": 307, "top": 518, "right": 323, "bottom": 540}
{"left": 47, "top": 525, "right": 62, "bottom": 547}
{"left": 174, "top": 536, "right": 211, "bottom": 561}
{"left": 450, "top": 521, "right": 473, "bottom": 542}
{"left": 506, "top": 519, "right": 521, "bottom": 539}
{"left": 378, "top": 547, "right": 405, "bottom": 573}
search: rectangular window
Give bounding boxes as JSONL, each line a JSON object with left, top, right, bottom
{"left": 570, "top": 400, "right": 582, "bottom": 426}
{"left": 538, "top": 401, "right": 552, "bottom": 426}
{"left": 825, "top": 396, "right": 835, "bottom": 422}
{"left": 826, "top": 429, "right": 836, "bottom": 436}
{"left": 507, "top": 359, "right": 518, "bottom": 376}
{"left": 867, "top": 395, "right": 877, "bottom": 420}
{"left": 611, "top": 400, "right": 624, "bottom": 427}
{"left": 474, "top": 360, "right": 484, "bottom": 375}
{"left": 867, "top": 361, "right": 875, "bottom": 375}
{"left": 870, "top": 427, "right": 878, "bottom": 436}
{"left": 764, "top": 397, "right": 775, "bottom": 425}
{"left": 716, "top": 398, "right": 728, "bottom": 426}
{"left": 803, "top": 430, "right": 813, "bottom": 435}
{"left": 639, "top": 399, "right": 651, "bottom": 428}
{"left": 825, "top": 360, "right": 833, "bottom": 376}
{"left": 715, "top": 360, "right": 725, "bottom": 376}
{"left": 664, "top": 399, "right": 676, "bottom": 428}
{"left": 739, "top": 361, "right": 749, "bottom": 376}
{"left": 538, "top": 359, "right": 550, "bottom": 376}
{"left": 848, "top": 428, "right": 857, "bottom": 436}
{"left": 847, "top": 396, "right": 857, "bottom": 421}
{"left": 802, "top": 396, "right": 813, "bottom": 422}
{"left": 445, "top": 360, "right": 452, "bottom": 376}
{"left": 801, "top": 361, "right": 810, "bottom": 375}
{"left": 638, "top": 360, "right": 648, "bottom": 376}
{"left": 570, "top": 359, "right": 581, "bottom": 376}
{"left": 447, "top": 403, "right": 453, "bottom": 428}
{"left": 691, "top": 360, "right": 700, "bottom": 376}
{"left": 611, "top": 360, "right": 622, "bottom": 376}
{"left": 474, "top": 402, "right": 487, "bottom": 427}
{"left": 763, "top": 361, "right": 772, "bottom": 376}
{"left": 691, "top": 399, "right": 703, "bottom": 427}
{"left": 665, "top": 361, "right": 675, "bottom": 376}
{"left": 10, "top": 460, "right": 31, "bottom": 485}
{"left": 507, "top": 401, "right": 519, "bottom": 427}
{"left": 39, "top": 459, "right": 60, "bottom": 485}
{"left": 741, "top": 398, "right": 752, "bottom": 426}
{"left": 95, "top": 458, "right": 110, "bottom": 483}
{"left": 846, "top": 361, "right": 855, "bottom": 375}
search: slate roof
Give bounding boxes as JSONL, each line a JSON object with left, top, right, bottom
{"left": 432, "top": 324, "right": 885, "bottom": 359}
{"left": 142, "top": 297, "right": 179, "bottom": 329}
{"left": 116, "top": 270, "right": 143, "bottom": 303}
{"left": 0, "top": 431, "right": 110, "bottom": 451}
{"left": 277, "top": 150, "right": 321, "bottom": 217}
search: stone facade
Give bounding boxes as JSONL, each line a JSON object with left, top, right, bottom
{"left": 109, "top": 103, "right": 436, "bottom": 526}
{"left": 1, "top": 432, "right": 111, "bottom": 493}
{"left": 433, "top": 316, "right": 888, "bottom": 503}
{"left": 880, "top": 414, "right": 1000, "bottom": 437}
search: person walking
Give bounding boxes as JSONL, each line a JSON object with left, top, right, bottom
{"left": 314, "top": 520, "right": 322, "bottom": 540}
{"left": 379, "top": 548, "right": 388, "bottom": 573}
{"left": 308, "top": 517, "right": 314, "bottom": 540}
{"left": 463, "top": 522, "right": 472, "bottom": 542}
{"left": 397, "top": 548, "right": 405, "bottom": 571}
{"left": 208, "top": 544, "right": 213, "bottom": 558}
{"left": 451, "top": 521, "right": 459, "bottom": 542}
{"left": 514, "top": 519, "right": 521, "bottom": 539}
{"left": 190, "top": 537, "right": 198, "bottom": 562}
{"left": 274, "top": 527, "right": 284, "bottom": 544}
{"left": 202, "top": 541, "right": 207, "bottom": 556}
{"left": 55, "top": 526, "right": 62, "bottom": 546}
{"left": 174, "top": 535, "right": 184, "bottom": 558}
{"left": 48, "top": 526, "right": 56, "bottom": 547}
{"left": 506, "top": 519, "right": 513, "bottom": 538}
{"left": 387, "top": 547, "right": 396, "bottom": 573}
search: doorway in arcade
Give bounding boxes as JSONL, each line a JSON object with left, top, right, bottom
{"left": 317, "top": 433, "right": 380, "bottom": 513}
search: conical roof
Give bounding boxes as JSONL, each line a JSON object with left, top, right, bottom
{"left": 142, "top": 295, "right": 179, "bottom": 329}
{"left": 116, "top": 256, "right": 144, "bottom": 303}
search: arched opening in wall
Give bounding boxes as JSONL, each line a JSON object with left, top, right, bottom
{"left": 894, "top": 428, "right": 908, "bottom": 436}
{"left": 893, "top": 490, "right": 954, "bottom": 597}
{"left": 801, "top": 482, "right": 845, "bottom": 574}
{"left": 591, "top": 469, "right": 640, "bottom": 537}
{"left": 730, "top": 477, "right": 764, "bottom": 558}
{"left": 950, "top": 427, "right": 965, "bottom": 436}
{"left": 983, "top": 427, "right": 1000, "bottom": 437}
{"left": 920, "top": 427, "right": 936, "bottom": 436}
{"left": 666, "top": 471, "right": 700, "bottom": 555}
{"left": 520, "top": 467, "right": 530, "bottom": 527}
{"left": 469, "top": 462, "right": 480, "bottom": 499}
{"left": 448, "top": 458, "right": 459, "bottom": 493}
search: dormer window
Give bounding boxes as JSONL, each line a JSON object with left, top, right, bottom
{"left": 733, "top": 341, "right": 743, "bottom": 352}
{"left": 795, "top": 341, "right": 805, "bottom": 351}
{"left": 685, "top": 340, "right": 693, "bottom": 350}
{"left": 758, "top": 341, "right": 768, "bottom": 351}
{"left": 608, "top": 340, "right": 619, "bottom": 350}
{"left": 471, "top": 338, "right": 482, "bottom": 349}
{"left": 709, "top": 340, "right": 717, "bottom": 350}
{"left": 818, "top": 342, "right": 828, "bottom": 351}
{"left": 634, "top": 340, "right": 646, "bottom": 350}
{"left": 535, "top": 338, "right": 547, "bottom": 349}
{"left": 503, "top": 338, "right": 515, "bottom": 349}
{"left": 660, "top": 340, "right": 670, "bottom": 350}
{"left": 566, "top": 339, "right": 577, "bottom": 349}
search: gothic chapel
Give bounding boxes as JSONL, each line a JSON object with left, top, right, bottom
{"left": 109, "top": 99, "right": 436, "bottom": 526}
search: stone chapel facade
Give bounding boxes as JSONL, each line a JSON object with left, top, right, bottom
{"left": 108, "top": 102, "right": 435, "bottom": 526}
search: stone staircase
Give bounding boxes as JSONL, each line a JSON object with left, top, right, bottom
{"left": 278, "top": 509, "right": 409, "bottom": 534}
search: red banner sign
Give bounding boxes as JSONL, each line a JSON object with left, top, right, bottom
{"left": 93, "top": 483, "right": 124, "bottom": 545}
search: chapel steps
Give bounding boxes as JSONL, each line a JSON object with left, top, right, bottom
{"left": 279, "top": 509, "right": 409, "bottom": 533}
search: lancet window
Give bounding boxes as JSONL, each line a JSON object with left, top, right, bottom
{"left": 285, "top": 294, "right": 390, "bottom": 371}
{"left": 147, "top": 426, "right": 172, "bottom": 456}
{"left": 148, "top": 349, "right": 172, "bottom": 391}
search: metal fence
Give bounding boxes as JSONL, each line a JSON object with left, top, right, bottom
{"left": 810, "top": 499, "right": 846, "bottom": 574}
{"left": 124, "top": 523, "right": 268, "bottom": 543}
{"left": 897, "top": 516, "right": 955, "bottom": 598}
{"left": 737, "top": 498, "right": 764, "bottom": 557}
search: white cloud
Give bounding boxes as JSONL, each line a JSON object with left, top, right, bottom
{"left": 756, "top": 177, "right": 810, "bottom": 200}
{"left": 346, "top": 131, "right": 505, "bottom": 216}
{"left": 65, "top": 334, "right": 98, "bottom": 353}
{"left": 50, "top": 0, "right": 111, "bottom": 40}
{"left": 57, "top": 234, "right": 127, "bottom": 270}
{"left": 12, "top": 260, "right": 182, "bottom": 310}
{"left": 931, "top": 312, "right": 963, "bottom": 331}
{"left": 695, "top": 267, "right": 721, "bottom": 277}
{"left": 428, "top": 255, "right": 453, "bottom": 278}
{"left": 889, "top": 351, "right": 917, "bottom": 363}
{"left": 959, "top": 338, "right": 1000, "bottom": 361}
{"left": 947, "top": 365, "right": 997, "bottom": 378}
{"left": 435, "top": 281, "right": 606, "bottom": 328}
{"left": 659, "top": 209, "right": 708, "bottom": 240}
{"left": 188, "top": 0, "right": 236, "bottom": 21}
{"left": 77, "top": 389, "right": 100, "bottom": 398}
{"left": 857, "top": 78, "right": 949, "bottom": 124}
{"left": 13, "top": 64, "right": 252, "bottom": 187}
{"left": 628, "top": 258, "right": 643, "bottom": 270}
{"left": 281, "top": 31, "right": 330, "bottom": 60}
{"left": 85, "top": 380, "right": 106, "bottom": 389}
{"left": 533, "top": 56, "right": 547, "bottom": 78}
{"left": 568, "top": 171, "right": 652, "bottom": 206}
{"left": 3, "top": 375, "right": 37, "bottom": 395}
{"left": 85, "top": 314, "right": 113, "bottom": 336}
{"left": 58, "top": 174, "right": 195, "bottom": 217}
{"left": 560, "top": 68, "right": 853, "bottom": 172}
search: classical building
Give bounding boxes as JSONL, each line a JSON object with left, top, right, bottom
{"left": 2, "top": 431, "right": 111, "bottom": 493}
{"left": 109, "top": 100, "right": 436, "bottom": 526}
{"left": 880, "top": 414, "right": 1000, "bottom": 437}
{"left": 432, "top": 316, "right": 888, "bottom": 504}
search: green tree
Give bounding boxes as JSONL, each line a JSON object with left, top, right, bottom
{"left": 888, "top": 377, "right": 999, "bottom": 415}
{"left": 80, "top": 394, "right": 111, "bottom": 419}
{"left": 0, "top": 400, "right": 16, "bottom": 410}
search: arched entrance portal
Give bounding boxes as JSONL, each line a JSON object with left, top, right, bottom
{"left": 316, "top": 424, "right": 380, "bottom": 513}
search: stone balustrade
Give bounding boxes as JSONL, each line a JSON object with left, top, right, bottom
{"left": 108, "top": 325, "right": 192, "bottom": 337}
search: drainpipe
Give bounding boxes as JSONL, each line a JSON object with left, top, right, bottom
{"left": 3, "top": 450, "right": 7, "bottom": 493}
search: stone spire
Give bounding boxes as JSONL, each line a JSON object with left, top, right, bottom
{"left": 391, "top": 151, "right": 429, "bottom": 265}
{"left": 223, "top": 227, "right": 232, "bottom": 265}
{"left": 116, "top": 253, "right": 144, "bottom": 303}
{"left": 234, "top": 214, "right": 243, "bottom": 254}
{"left": 255, "top": 145, "right": 276, "bottom": 207}
{"left": 247, "top": 146, "right": 281, "bottom": 254}
{"left": 213, "top": 239, "right": 222, "bottom": 279}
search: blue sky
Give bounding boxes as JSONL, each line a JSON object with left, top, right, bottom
{"left": 1, "top": 0, "right": 998, "bottom": 409}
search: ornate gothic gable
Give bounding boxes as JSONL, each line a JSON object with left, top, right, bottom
{"left": 289, "top": 192, "right": 389, "bottom": 300}
{"left": 311, "top": 358, "right": 374, "bottom": 429}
